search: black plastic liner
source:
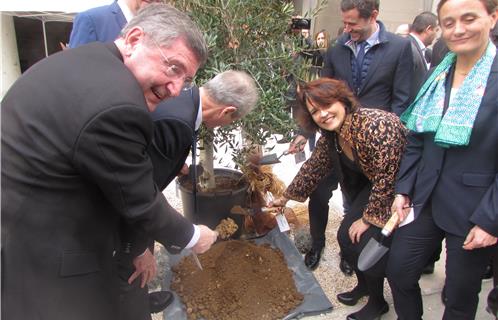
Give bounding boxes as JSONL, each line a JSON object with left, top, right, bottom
{"left": 162, "top": 228, "right": 333, "bottom": 319}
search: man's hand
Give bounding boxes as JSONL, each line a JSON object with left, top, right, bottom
{"left": 349, "top": 218, "right": 370, "bottom": 243}
{"left": 463, "top": 226, "right": 497, "bottom": 250}
{"left": 391, "top": 194, "right": 411, "bottom": 223}
{"left": 128, "top": 248, "right": 157, "bottom": 288}
{"left": 192, "top": 225, "right": 217, "bottom": 254}
{"left": 287, "top": 135, "right": 307, "bottom": 154}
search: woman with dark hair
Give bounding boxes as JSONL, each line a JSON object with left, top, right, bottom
{"left": 386, "top": 0, "right": 498, "bottom": 319}
{"left": 271, "top": 78, "right": 407, "bottom": 320}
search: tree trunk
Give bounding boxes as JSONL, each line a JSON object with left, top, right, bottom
{"left": 198, "top": 135, "right": 215, "bottom": 191}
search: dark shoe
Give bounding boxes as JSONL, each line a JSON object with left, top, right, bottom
{"left": 340, "top": 255, "right": 354, "bottom": 276}
{"left": 337, "top": 286, "right": 368, "bottom": 306}
{"left": 346, "top": 301, "right": 389, "bottom": 320}
{"left": 304, "top": 247, "right": 323, "bottom": 270}
{"left": 483, "top": 263, "right": 493, "bottom": 280}
{"left": 422, "top": 262, "right": 435, "bottom": 275}
{"left": 149, "top": 290, "right": 174, "bottom": 314}
{"left": 441, "top": 285, "right": 447, "bottom": 306}
{"left": 487, "top": 285, "right": 498, "bottom": 316}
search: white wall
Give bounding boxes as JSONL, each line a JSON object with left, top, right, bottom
{"left": 1, "top": 14, "right": 21, "bottom": 99}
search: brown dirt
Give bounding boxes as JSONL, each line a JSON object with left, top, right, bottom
{"left": 171, "top": 240, "right": 304, "bottom": 320}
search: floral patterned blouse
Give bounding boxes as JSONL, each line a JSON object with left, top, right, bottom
{"left": 284, "top": 108, "right": 408, "bottom": 228}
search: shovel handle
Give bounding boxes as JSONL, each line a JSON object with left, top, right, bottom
{"left": 381, "top": 212, "right": 399, "bottom": 237}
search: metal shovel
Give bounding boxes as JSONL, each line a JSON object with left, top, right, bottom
{"left": 259, "top": 140, "right": 306, "bottom": 165}
{"left": 357, "top": 212, "right": 399, "bottom": 272}
{"left": 259, "top": 150, "right": 290, "bottom": 165}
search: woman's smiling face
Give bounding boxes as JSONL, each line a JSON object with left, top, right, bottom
{"left": 439, "top": 0, "right": 497, "bottom": 58}
{"left": 307, "top": 99, "right": 347, "bottom": 132}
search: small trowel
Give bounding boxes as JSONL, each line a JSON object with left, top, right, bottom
{"left": 357, "top": 212, "right": 399, "bottom": 272}
{"left": 259, "top": 140, "right": 306, "bottom": 165}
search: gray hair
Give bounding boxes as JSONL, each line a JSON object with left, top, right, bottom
{"left": 410, "top": 12, "right": 438, "bottom": 34}
{"left": 340, "top": 0, "right": 380, "bottom": 19}
{"left": 202, "top": 71, "right": 259, "bottom": 118}
{"left": 121, "top": 3, "right": 208, "bottom": 66}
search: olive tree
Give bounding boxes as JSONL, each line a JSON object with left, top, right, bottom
{"left": 170, "top": 0, "right": 325, "bottom": 191}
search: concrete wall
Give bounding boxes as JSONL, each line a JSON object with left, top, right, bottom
{"left": 295, "top": 0, "right": 437, "bottom": 40}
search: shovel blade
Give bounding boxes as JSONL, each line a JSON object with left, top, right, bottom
{"left": 259, "top": 153, "right": 280, "bottom": 165}
{"left": 358, "top": 237, "right": 389, "bottom": 272}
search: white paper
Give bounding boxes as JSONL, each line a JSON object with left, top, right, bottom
{"left": 398, "top": 207, "right": 415, "bottom": 227}
{"left": 276, "top": 214, "right": 290, "bottom": 232}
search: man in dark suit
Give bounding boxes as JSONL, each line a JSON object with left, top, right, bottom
{"left": 149, "top": 70, "right": 259, "bottom": 191}
{"left": 69, "top": 0, "right": 160, "bottom": 48}
{"left": 117, "top": 70, "right": 258, "bottom": 320}
{"left": 323, "top": 0, "right": 413, "bottom": 116}
{"left": 69, "top": 0, "right": 177, "bottom": 314}
{"left": 407, "top": 11, "right": 438, "bottom": 99}
{"left": 1, "top": 4, "right": 217, "bottom": 320}
{"left": 303, "top": 0, "right": 413, "bottom": 284}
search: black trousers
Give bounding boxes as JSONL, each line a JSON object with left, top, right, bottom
{"left": 386, "top": 201, "right": 495, "bottom": 320}
{"left": 337, "top": 182, "right": 389, "bottom": 301}
{"left": 115, "top": 251, "right": 152, "bottom": 320}
{"left": 308, "top": 172, "right": 338, "bottom": 249}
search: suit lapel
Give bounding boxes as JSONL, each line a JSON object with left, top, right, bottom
{"left": 410, "top": 35, "right": 428, "bottom": 71}
{"left": 339, "top": 46, "right": 355, "bottom": 89}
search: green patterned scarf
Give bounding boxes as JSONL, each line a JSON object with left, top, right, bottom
{"left": 401, "top": 41, "right": 496, "bottom": 148}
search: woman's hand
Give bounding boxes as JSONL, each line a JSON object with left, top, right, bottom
{"left": 391, "top": 194, "right": 411, "bottom": 223}
{"left": 463, "top": 226, "right": 497, "bottom": 250}
{"left": 349, "top": 218, "right": 370, "bottom": 244}
{"left": 287, "top": 135, "right": 307, "bottom": 154}
{"left": 269, "top": 196, "right": 288, "bottom": 207}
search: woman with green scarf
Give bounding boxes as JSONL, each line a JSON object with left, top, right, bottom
{"left": 386, "top": 0, "right": 498, "bottom": 319}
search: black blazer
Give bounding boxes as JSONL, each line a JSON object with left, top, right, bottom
{"left": 323, "top": 21, "right": 413, "bottom": 116}
{"left": 1, "top": 42, "right": 194, "bottom": 320}
{"left": 395, "top": 53, "right": 498, "bottom": 237}
{"left": 149, "top": 87, "right": 200, "bottom": 190}
{"left": 408, "top": 34, "right": 429, "bottom": 100}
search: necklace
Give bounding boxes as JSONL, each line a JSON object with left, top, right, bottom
{"left": 334, "top": 135, "right": 343, "bottom": 154}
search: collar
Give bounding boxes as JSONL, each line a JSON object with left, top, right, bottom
{"left": 195, "top": 98, "right": 203, "bottom": 130}
{"left": 117, "top": 0, "right": 134, "bottom": 22}
{"left": 409, "top": 33, "right": 426, "bottom": 51}
{"left": 344, "top": 22, "right": 382, "bottom": 50}
{"left": 339, "top": 113, "right": 354, "bottom": 144}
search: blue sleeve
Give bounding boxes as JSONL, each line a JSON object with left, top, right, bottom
{"left": 69, "top": 12, "right": 97, "bottom": 48}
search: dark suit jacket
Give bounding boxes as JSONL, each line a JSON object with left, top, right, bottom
{"left": 323, "top": 21, "right": 413, "bottom": 116}
{"left": 69, "top": 1, "right": 126, "bottom": 48}
{"left": 395, "top": 53, "right": 498, "bottom": 237}
{"left": 408, "top": 34, "right": 429, "bottom": 100}
{"left": 149, "top": 87, "right": 200, "bottom": 190}
{"left": 1, "top": 42, "right": 194, "bottom": 320}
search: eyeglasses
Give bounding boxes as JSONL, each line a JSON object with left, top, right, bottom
{"left": 149, "top": 37, "right": 194, "bottom": 91}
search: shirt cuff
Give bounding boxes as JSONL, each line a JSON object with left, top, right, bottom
{"left": 184, "top": 224, "right": 200, "bottom": 249}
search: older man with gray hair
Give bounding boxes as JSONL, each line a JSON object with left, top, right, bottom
{"left": 1, "top": 4, "right": 217, "bottom": 320}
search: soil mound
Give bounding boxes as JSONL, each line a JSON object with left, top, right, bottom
{"left": 171, "top": 240, "right": 303, "bottom": 320}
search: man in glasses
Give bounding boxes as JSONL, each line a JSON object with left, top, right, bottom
{"left": 2, "top": 4, "right": 217, "bottom": 320}
{"left": 69, "top": 0, "right": 185, "bottom": 315}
